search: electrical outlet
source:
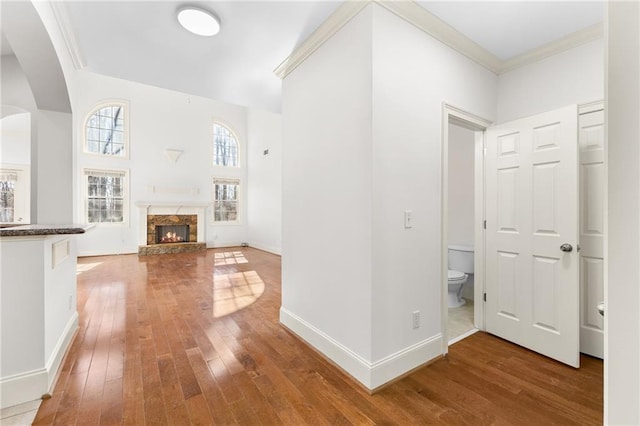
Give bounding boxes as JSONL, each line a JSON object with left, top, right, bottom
{"left": 412, "top": 310, "right": 420, "bottom": 329}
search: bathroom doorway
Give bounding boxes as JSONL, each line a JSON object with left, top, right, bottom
{"left": 447, "top": 121, "right": 476, "bottom": 343}
{"left": 441, "top": 105, "right": 491, "bottom": 348}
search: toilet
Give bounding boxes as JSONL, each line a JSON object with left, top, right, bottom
{"left": 448, "top": 245, "right": 474, "bottom": 308}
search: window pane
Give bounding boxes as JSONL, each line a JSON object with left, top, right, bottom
{"left": 85, "top": 104, "right": 126, "bottom": 156}
{"left": 85, "top": 171, "right": 126, "bottom": 223}
{"left": 213, "top": 180, "right": 239, "bottom": 222}
{"left": 213, "top": 123, "right": 239, "bottom": 167}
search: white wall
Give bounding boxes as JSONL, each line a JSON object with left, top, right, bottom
{"left": 281, "top": 4, "right": 374, "bottom": 369}
{"left": 0, "top": 55, "right": 37, "bottom": 114}
{"left": 370, "top": 5, "right": 496, "bottom": 362}
{"left": 73, "top": 70, "right": 251, "bottom": 256}
{"left": 497, "top": 39, "right": 604, "bottom": 123}
{"left": 247, "top": 109, "right": 282, "bottom": 254}
{"left": 447, "top": 123, "right": 475, "bottom": 247}
{"left": 606, "top": 1, "right": 640, "bottom": 423}
{"left": 37, "top": 109, "right": 73, "bottom": 224}
{"left": 0, "top": 113, "right": 31, "bottom": 165}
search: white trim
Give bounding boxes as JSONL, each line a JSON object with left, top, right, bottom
{"left": 500, "top": 24, "right": 603, "bottom": 74}
{"left": 375, "top": 0, "right": 502, "bottom": 73}
{"left": 246, "top": 242, "right": 282, "bottom": 256}
{"left": 441, "top": 104, "right": 491, "bottom": 353}
{"left": 275, "top": 0, "right": 604, "bottom": 79}
{"left": 280, "top": 307, "right": 442, "bottom": 390}
{"left": 44, "top": 313, "right": 78, "bottom": 389}
{"left": 579, "top": 100, "right": 605, "bottom": 115}
{"left": 49, "top": 2, "right": 86, "bottom": 70}
{"left": 447, "top": 328, "right": 479, "bottom": 346}
{"left": 274, "top": 1, "right": 369, "bottom": 79}
{"left": 0, "top": 313, "right": 77, "bottom": 410}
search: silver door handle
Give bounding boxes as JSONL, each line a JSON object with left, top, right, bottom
{"left": 597, "top": 302, "right": 604, "bottom": 317}
{"left": 560, "top": 243, "right": 573, "bottom": 252}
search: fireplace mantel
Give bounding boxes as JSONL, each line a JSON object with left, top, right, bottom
{"left": 136, "top": 201, "right": 209, "bottom": 247}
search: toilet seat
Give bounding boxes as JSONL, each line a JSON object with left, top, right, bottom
{"left": 448, "top": 269, "right": 466, "bottom": 282}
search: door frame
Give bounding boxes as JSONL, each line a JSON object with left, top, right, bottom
{"left": 441, "top": 103, "right": 492, "bottom": 352}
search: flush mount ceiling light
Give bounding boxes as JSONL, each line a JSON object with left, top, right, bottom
{"left": 177, "top": 6, "right": 220, "bottom": 37}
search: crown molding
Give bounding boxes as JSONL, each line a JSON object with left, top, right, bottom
{"left": 374, "top": 0, "right": 502, "bottom": 73}
{"left": 274, "top": 1, "right": 369, "bottom": 79}
{"left": 499, "top": 23, "right": 603, "bottom": 74}
{"left": 274, "top": 0, "right": 604, "bottom": 80}
{"left": 50, "top": 1, "right": 86, "bottom": 70}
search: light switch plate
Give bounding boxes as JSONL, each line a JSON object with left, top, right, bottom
{"left": 404, "top": 210, "right": 412, "bottom": 228}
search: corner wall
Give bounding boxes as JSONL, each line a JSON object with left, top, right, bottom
{"left": 281, "top": 3, "right": 497, "bottom": 389}
{"left": 281, "top": 5, "right": 374, "bottom": 381}
{"left": 370, "top": 4, "right": 496, "bottom": 364}
{"left": 247, "top": 109, "right": 282, "bottom": 254}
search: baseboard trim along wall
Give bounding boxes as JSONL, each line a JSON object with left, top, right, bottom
{"left": 280, "top": 307, "right": 442, "bottom": 390}
{"left": 0, "top": 313, "right": 78, "bottom": 409}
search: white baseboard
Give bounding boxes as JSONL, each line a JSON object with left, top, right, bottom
{"left": 78, "top": 248, "right": 137, "bottom": 257}
{"left": 46, "top": 313, "right": 78, "bottom": 389}
{"left": 280, "top": 307, "right": 442, "bottom": 390}
{"left": 247, "top": 242, "right": 281, "bottom": 255}
{"left": 0, "top": 313, "right": 78, "bottom": 409}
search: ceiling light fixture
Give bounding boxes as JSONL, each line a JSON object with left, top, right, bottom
{"left": 177, "top": 6, "right": 220, "bottom": 37}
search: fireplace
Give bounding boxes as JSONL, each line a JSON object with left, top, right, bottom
{"left": 156, "top": 225, "right": 189, "bottom": 244}
{"left": 136, "top": 203, "right": 209, "bottom": 255}
{"left": 146, "top": 214, "right": 198, "bottom": 245}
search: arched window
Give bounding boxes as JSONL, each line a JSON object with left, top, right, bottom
{"left": 213, "top": 122, "right": 239, "bottom": 167}
{"left": 84, "top": 102, "right": 128, "bottom": 157}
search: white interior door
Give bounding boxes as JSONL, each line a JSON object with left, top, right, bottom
{"left": 485, "top": 105, "right": 580, "bottom": 367}
{"left": 578, "top": 106, "right": 605, "bottom": 359}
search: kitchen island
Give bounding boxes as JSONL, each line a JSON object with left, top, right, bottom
{"left": 0, "top": 224, "right": 90, "bottom": 409}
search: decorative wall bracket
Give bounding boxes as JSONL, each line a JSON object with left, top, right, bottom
{"left": 165, "top": 149, "right": 183, "bottom": 163}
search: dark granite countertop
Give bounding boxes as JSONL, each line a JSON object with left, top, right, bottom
{"left": 0, "top": 224, "right": 94, "bottom": 237}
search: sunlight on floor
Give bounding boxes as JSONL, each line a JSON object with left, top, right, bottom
{"left": 212, "top": 270, "right": 264, "bottom": 318}
{"left": 76, "top": 262, "right": 102, "bottom": 275}
{"left": 214, "top": 251, "right": 248, "bottom": 265}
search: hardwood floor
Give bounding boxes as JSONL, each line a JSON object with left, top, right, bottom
{"left": 33, "top": 247, "right": 603, "bottom": 425}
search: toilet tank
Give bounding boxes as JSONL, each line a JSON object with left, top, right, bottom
{"left": 448, "top": 245, "right": 474, "bottom": 273}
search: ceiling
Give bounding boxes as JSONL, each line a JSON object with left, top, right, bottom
{"left": 4, "top": 1, "right": 604, "bottom": 113}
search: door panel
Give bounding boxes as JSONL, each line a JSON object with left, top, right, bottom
{"left": 579, "top": 108, "right": 605, "bottom": 358}
{"left": 486, "top": 105, "right": 579, "bottom": 367}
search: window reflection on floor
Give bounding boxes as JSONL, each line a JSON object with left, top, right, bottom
{"left": 76, "top": 262, "right": 102, "bottom": 275}
{"left": 213, "top": 270, "right": 264, "bottom": 318}
{"left": 214, "top": 251, "right": 248, "bottom": 265}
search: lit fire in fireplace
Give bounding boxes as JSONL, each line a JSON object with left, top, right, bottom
{"left": 160, "top": 231, "right": 183, "bottom": 243}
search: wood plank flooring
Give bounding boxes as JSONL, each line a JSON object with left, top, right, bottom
{"left": 34, "top": 247, "right": 603, "bottom": 425}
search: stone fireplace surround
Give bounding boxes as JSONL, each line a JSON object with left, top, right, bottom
{"left": 136, "top": 202, "right": 209, "bottom": 255}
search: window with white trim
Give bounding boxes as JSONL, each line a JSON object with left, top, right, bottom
{"left": 213, "top": 178, "right": 240, "bottom": 222}
{"left": 0, "top": 166, "right": 30, "bottom": 224}
{"left": 85, "top": 169, "right": 127, "bottom": 223}
{"left": 213, "top": 122, "right": 239, "bottom": 167}
{"left": 85, "top": 103, "right": 127, "bottom": 157}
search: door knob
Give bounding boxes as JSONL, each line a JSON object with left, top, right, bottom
{"left": 560, "top": 243, "right": 573, "bottom": 252}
